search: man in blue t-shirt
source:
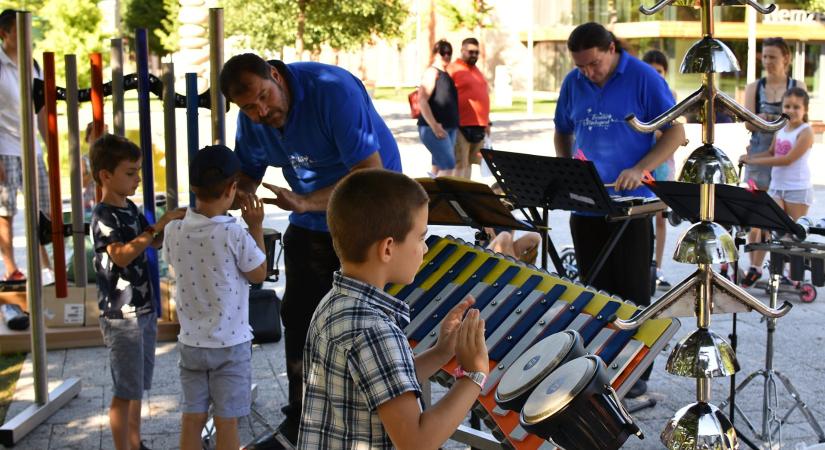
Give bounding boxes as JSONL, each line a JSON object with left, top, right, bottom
{"left": 553, "top": 23, "right": 684, "bottom": 398}
{"left": 219, "top": 53, "right": 401, "bottom": 445}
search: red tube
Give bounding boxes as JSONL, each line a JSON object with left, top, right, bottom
{"left": 43, "top": 52, "right": 67, "bottom": 298}
{"left": 90, "top": 52, "right": 104, "bottom": 202}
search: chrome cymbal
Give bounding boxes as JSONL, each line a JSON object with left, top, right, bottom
{"left": 661, "top": 401, "right": 738, "bottom": 450}
{"left": 666, "top": 328, "right": 740, "bottom": 378}
{"left": 681, "top": 37, "right": 741, "bottom": 74}
{"left": 674, "top": 221, "right": 738, "bottom": 265}
{"left": 679, "top": 144, "right": 739, "bottom": 185}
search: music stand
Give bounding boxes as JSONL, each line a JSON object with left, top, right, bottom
{"left": 417, "top": 177, "right": 534, "bottom": 235}
{"left": 480, "top": 149, "right": 662, "bottom": 283}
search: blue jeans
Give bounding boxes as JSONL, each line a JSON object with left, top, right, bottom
{"left": 419, "top": 126, "right": 457, "bottom": 170}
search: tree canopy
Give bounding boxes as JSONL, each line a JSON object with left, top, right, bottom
{"left": 122, "top": 0, "right": 180, "bottom": 56}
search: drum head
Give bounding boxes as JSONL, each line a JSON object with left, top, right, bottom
{"left": 521, "top": 355, "right": 598, "bottom": 425}
{"left": 496, "top": 330, "right": 580, "bottom": 404}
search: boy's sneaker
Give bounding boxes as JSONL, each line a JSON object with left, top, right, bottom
{"left": 740, "top": 266, "right": 762, "bottom": 288}
{"left": 656, "top": 269, "right": 672, "bottom": 291}
{"left": 41, "top": 268, "right": 55, "bottom": 286}
{"left": 139, "top": 441, "right": 151, "bottom": 450}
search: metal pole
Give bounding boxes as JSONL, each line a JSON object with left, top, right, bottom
{"left": 65, "top": 55, "right": 86, "bottom": 287}
{"left": 162, "top": 63, "right": 178, "bottom": 210}
{"left": 209, "top": 8, "right": 225, "bottom": 145}
{"left": 746, "top": 6, "right": 756, "bottom": 85}
{"left": 135, "top": 28, "right": 161, "bottom": 314}
{"left": 186, "top": 73, "right": 199, "bottom": 208}
{"left": 526, "top": 0, "right": 534, "bottom": 117}
{"left": 111, "top": 38, "right": 125, "bottom": 137}
{"left": 17, "top": 10, "right": 47, "bottom": 407}
{"left": 42, "top": 52, "right": 67, "bottom": 298}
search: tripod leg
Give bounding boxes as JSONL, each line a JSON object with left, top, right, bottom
{"left": 720, "top": 370, "right": 764, "bottom": 409}
{"left": 773, "top": 370, "right": 825, "bottom": 442}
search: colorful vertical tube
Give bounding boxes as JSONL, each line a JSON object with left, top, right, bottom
{"left": 135, "top": 28, "right": 161, "bottom": 313}
{"left": 111, "top": 38, "right": 125, "bottom": 137}
{"left": 90, "top": 52, "right": 104, "bottom": 201}
{"left": 209, "top": 8, "right": 225, "bottom": 145}
{"left": 162, "top": 63, "right": 178, "bottom": 211}
{"left": 65, "top": 54, "right": 86, "bottom": 287}
{"left": 42, "top": 52, "right": 67, "bottom": 298}
{"left": 185, "top": 73, "right": 199, "bottom": 208}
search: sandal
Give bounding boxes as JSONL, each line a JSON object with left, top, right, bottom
{"left": 2, "top": 270, "right": 26, "bottom": 284}
{"left": 740, "top": 266, "right": 762, "bottom": 288}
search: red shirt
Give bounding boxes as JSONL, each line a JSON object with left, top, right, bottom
{"left": 447, "top": 59, "right": 490, "bottom": 127}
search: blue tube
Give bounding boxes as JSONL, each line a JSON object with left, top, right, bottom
{"left": 186, "top": 73, "right": 199, "bottom": 208}
{"left": 135, "top": 28, "right": 161, "bottom": 314}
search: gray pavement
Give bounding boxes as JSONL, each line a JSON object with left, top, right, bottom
{"left": 3, "top": 101, "right": 825, "bottom": 449}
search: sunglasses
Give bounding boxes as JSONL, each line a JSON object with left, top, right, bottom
{"left": 440, "top": 51, "right": 452, "bottom": 57}
{"left": 467, "top": 50, "right": 480, "bottom": 55}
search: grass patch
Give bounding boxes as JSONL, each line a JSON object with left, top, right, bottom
{"left": 0, "top": 353, "right": 26, "bottom": 424}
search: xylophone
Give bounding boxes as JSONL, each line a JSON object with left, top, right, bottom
{"left": 387, "top": 235, "right": 680, "bottom": 449}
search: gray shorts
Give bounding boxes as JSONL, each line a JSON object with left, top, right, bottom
{"left": 178, "top": 341, "right": 252, "bottom": 417}
{"left": 769, "top": 188, "right": 815, "bottom": 206}
{"left": 99, "top": 310, "right": 158, "bottom": 400}
{"left": 0, "top": 154, "right": 22, "bottom": 217}
{"left": 744, "top": 165, "right": 771, "bottom": 191}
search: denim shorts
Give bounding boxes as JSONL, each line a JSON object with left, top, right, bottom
{"left": 419, "top": 126, "right": 457, "bottom": 170}
{"left": 178, "top": 341, "right": 252, "bottom": 417}
{"left": 769, "top": 188, "right": 814, "bottom": 206}
{"left": 99, "top": 310, "right": 157, "bottom": 400}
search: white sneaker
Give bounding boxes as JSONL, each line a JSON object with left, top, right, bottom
{"left": 41, "top": 268, "right": 55, "bottom": 286}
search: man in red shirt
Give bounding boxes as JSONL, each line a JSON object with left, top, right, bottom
{"left": 448, "top": 38, "right": 490, "bottom": 179}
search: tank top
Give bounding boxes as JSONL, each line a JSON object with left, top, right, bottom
{"left": 418, "top": 68, "right": 459, "bottom": 129}
{"left": 770, "top": 122, "right": 812, "bottom": 191}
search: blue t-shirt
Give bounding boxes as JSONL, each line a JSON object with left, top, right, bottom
{"left": 234, "top": 61, "right": 402, "bottom": 232}
{"left": 554, "top": 51, "right": 675, "bottom": 200}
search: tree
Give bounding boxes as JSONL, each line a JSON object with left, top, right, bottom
{"left": 438, "top": 0, "right": 494, "bottom": 34}
{"left": 122, "top": 0, "right": 180, "bottom": 56}
{"left": 36, "top": 0, "right": 109, "bottom": 86}
{"left": 221, "top": 0, "right": 408, "bottom": 60}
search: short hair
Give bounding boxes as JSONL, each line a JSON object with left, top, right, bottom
{"left": 0, "top": 9, "right": 18, "bottom": 33}
{"left": 784, "top": 86, "right": 810, "bottom": 122}
{"left": 89, "top": 134, "right": 141, "bottom": 184}
{"left": 328, "top": 169, "right": 429, "bottom": 264}
{"left": 220, "top": 53, "right": 273, "bottom": 102}
{"left": 432, "top": 39, "right": 452, "bottom": 56}
{"left": 763, "top": 37, "right": 791, "bottom": 58}
{"left": 191, "top": 172, "right": 239, "bottom": 201}
{"left": 462, "top": 37, "right": 479, "bottom": 47}
{"left": 567, "top": 22, "right": 622, "bottom": 53}
{"left": 642, "top": 49, "right": 668, "bottom": 72}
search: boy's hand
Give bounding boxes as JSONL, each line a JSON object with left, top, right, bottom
{"left": 455, "top": 308, "right": 488, "bottom": 375}
{"left": 157, "top": 207, "right": 186, "bottom": 229}
{"left": 240, "top": 193, "right": 264, "bottom": 228}
{"left": 433, "top": 297, "right": 475, "bottom": 360}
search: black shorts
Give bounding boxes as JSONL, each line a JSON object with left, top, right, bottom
{"left": 281, "top": 224, "right": 340, "bottom": 361}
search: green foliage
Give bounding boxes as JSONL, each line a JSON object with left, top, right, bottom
{"left": 35, "top": 0, "right": 109, "bottom": 87}
{"left": 222, "top": 0, "right": 409, "bottom": 55}
{"left": 123, "top": 0, "right": 179, "bottom": 55}
{"left": 799, "top": 0, "right": 825, "bottom": 11}
{"left": 438, "top": 0, "right": 495, "bottom": 32}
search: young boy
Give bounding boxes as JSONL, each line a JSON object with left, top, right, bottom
{"left": 162, "top": 145, "right": 267, "bottom": 450}
{"left": 299, "top": 169, "right": 488, "bottom": 449}
{"left": 90, "top": 134, "right": 185, "bottom": 450}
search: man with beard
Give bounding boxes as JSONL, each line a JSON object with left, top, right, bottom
{"left": 448, "top": 37, "right": 490, "bottom": 179}
{"left": 219, "top": 53, "right": 402, "bottom": 447}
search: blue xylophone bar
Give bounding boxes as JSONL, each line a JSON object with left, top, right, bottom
{"left": 487, "top": 284, "right": 566, "bottom": 361}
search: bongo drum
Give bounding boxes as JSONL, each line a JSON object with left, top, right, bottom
{"left": 495, "top": 330, "right": 585, "bottom": 413}
{"left": 520, "top": 355, "right": 643, "bottom": 450}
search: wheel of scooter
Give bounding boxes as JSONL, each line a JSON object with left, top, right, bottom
{"left": 800, "top": 283, "right": 817, "bottom": 303}
{"left": 667, "top": 210, "right": 683, "bottom": 227}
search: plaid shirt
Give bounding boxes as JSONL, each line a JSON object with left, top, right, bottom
{"left": 298, "top": 272, "right": 422, "bottom": 449}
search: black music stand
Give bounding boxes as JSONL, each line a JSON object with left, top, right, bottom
{"left": 480, "top": 149, "right": 657, "bottom": 282}
{"left": 417, "top": 177, "right": 534, "bottom": 238}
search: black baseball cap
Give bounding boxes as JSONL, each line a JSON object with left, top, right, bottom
{"left": 189, "top": 145, "right": 241, "bottom": 187}
{"left": 0, "top": 10, "right": 19, "bottom": 31}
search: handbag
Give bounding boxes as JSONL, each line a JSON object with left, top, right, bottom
{"left": 408, "top": 88, "right": 421, "bottom": 119}
{"left": 248, "top": 288, "right": 282, "bottom": 343}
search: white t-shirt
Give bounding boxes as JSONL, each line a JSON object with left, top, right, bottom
{"left": 0, "top": 46, "right": 42, "bottom": 157}
{"left": 770, "top": 123, "right": 812, "bottom": 191}
{"left": 163, "top": 208, "right": 266, "bottom": 348}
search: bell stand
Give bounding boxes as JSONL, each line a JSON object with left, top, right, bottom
{"left": 718, "top": 241, "right": 825, "bottom": 446}
{"left": 0, "top": 12, "right": 82, "bottom": 446}
{"left": 621, "top": 0, "right": 792, "bottom": 447}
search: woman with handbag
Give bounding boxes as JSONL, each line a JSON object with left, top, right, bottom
{"left": 417, "top": 39, "right": 460, "bottom": 177}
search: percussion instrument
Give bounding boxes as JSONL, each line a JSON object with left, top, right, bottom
{"left": 607, "top": 195, "right": 667, "bottom": 220}
{"left": 749, "top": 240, "right": 824, "bottom": 303}
{"left": 520, "top": 355, "right": 641, "bottom": 450}
{"left": 495, "top": 330, "right": 584, "bottom": 413}
{"left": 387, "top": 235, "right": 680, "bottom": 449}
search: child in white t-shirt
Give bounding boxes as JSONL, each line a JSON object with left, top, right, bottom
{"left": 163, "top": 145, "right": 267, "bottom": 450}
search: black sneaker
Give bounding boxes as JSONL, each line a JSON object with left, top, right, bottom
{"left": 740, "top": 266, "right": 762, "bottom": 288}
{"left": 139, "top": 441, "right": 151, "bottom": 450}
{"left": 276, "top": 415, "right": 299, "bottom": 447}
{"left": 625, "top": 379, "right": 648, "bottom": 399}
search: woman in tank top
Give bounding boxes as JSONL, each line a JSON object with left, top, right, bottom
{"left": 417, "top": 39, "right": 460, "bottom": 177}
{"left": 739, "top": 37, "right": 807, "bottom": 287}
